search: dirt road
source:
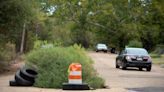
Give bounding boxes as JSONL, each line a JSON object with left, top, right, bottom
{"left": 89, "top": 52, "right": 164, "bottom": 92}
{"left": 0, "top": 52, "right": 164, "bottom": 92}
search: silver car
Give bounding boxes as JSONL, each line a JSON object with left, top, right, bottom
{"left": 96, "top": 44, "right": 108, "bottom": 53}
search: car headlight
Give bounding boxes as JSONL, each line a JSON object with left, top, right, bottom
{"left": 126, "top": 56, "right": 132, "bottom": 61}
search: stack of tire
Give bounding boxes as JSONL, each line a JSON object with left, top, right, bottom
{"left": 9, "top": 67, "right": 38, "bottom": 86}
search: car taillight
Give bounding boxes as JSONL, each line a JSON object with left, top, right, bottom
{"left": 126, "top": 56, "right": 132, "bottom": 61}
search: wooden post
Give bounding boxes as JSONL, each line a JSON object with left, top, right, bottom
{"left": 20, "top": 22, "right": 26, "bottom": 54}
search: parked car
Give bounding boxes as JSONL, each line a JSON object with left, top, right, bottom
{"left": 96, "top": 44, "right": 108, "bottom": 53}
{"left": 116, "top": 48, "right": 152, "bottom": 71}
{"left": 110, "top": 47, "right": 116, "bottom": 54}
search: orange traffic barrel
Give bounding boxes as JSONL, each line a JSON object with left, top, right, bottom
{"left": 62, "top": 63, "right": 89, "bottom": 90}
{"left": 68, "top": 63, "right": 82, "bottom": 84}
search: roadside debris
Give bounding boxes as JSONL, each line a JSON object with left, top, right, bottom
{"left": 9, "top": 67, "right": 38, "bottom": 86}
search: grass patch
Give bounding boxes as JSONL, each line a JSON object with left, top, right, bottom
{"left": 151, "top": 54, "right": 164, "bottom": 64}
{"left": 26, "top": 45, "right": 105, "bottom": 89}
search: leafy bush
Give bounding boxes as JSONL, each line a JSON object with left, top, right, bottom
{"left": 127, "top": 40, "right": 143, "bottom": 48}
{"left": 0, "top": 43, "right": 16, "bottom": 63}
{"left": 152, "top": 44, "right": 164, "bottom": 55}
{"left": 33, "top": 40, "right": 63, "bottom": 50}
{"left": 150, "top": 54, "right": 161, "bottom": 58}
{"left": 0, "top": 42, "right": 16, "bottom": 72}
{"left": 26, "top": 44, "right": 104, "bottom": 88}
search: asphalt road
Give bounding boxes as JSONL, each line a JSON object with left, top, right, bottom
{"left": 89, "top": 52, "right": 164, "bottom": 92}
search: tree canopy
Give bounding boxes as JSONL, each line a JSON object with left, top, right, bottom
{"left": 0, "top": 0, "right": 163, "bottom": 52}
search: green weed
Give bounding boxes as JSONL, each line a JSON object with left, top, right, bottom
{"left": 26, "top": 45, "right": 104, "bottom": 88}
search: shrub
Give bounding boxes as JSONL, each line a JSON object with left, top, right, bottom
{"left": 0, "top": 42, "right": 15, "bottom": 65}
{"left": 127, "top": 40, "right": 143, "bottom": 48}
{"left": 26, "top": 44, "right": 104, "bottom": 88}
{"left": 0, "top": 42, "right": 16, "bottom": 72}
{"left": 152, "top": 44, "right": 164, "bottom": 55}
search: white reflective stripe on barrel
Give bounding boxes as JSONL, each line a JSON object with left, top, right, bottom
{"left": 69, "top": 79, "right": 82, "bottom": 84}
{"left": 69, "top": 71, "right": 81, "bottom": 76}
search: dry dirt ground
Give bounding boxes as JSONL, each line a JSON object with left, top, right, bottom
{"left": 89, "top": 52, "right": 164, "bottom": 92}
{"left": 0, "top": 52, "right": 164, "bottom": 92}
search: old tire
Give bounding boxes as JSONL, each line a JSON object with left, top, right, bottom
{"left": 9, "top": 80, "right": 18, "bottom": 86}
{"left": 20, "top": 67, "right": 37, "bottom": 83}
{"left": 15, "top": 70, "right": 33, "bottom": 86}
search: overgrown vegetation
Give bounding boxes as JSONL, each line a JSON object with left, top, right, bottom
{"left": 0, "top": 0, "right": 40, "bottom": 68}
{"left": 151, "top": 55, "right": 164, "bottom": 64}
{"left": 0, "top": 42, "right": 15, "bottom": 71}
{"left": 127, "top": 40, "right": 143, "bottom": 48}
{"left": 151, "top": 45, "right": 164, "bottom": 64}
{"left": 1, "top": 0, "right": 164, "bottom": 53}
{"left": 0, "top": 0, "right": 164, "bottom": 73}
{"left": 26, "top": 45, "right": 105, "bottom": 88}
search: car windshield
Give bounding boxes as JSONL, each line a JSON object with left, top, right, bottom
{"left": 97, "top": 44, "right": 107, "bottom": 47}
{"left": 126, "top": 48, "right": 148, "bottom": 55}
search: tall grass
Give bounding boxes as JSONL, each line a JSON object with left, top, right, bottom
{"left": 26, "top": 44, "right": 104, "bottom": 88}
{"left": 0, "top": 42, "right": 15, "bottom": 71}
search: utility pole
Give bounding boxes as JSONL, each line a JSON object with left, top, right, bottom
{"left": 20, "top": 22, "right": 26, "bottom": 54}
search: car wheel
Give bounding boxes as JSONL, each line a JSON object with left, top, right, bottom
{"left": 122, "top": 63, "right": 126, "bottom": 70}
{"left": 122, "top": 66, "right": 126, "bottom": 70}
{"left": 116, "top": 64, "right": 119, "bottom": 68}
{"left": 104, "top": 50, "right": 107, "bottom": 53}
{"left": 20, "top": 67, "right": 37, "bottom": 83}
{"left": 15, "top": 70, "right": 33, "bottom": 86}
{"left": 146, "top": 67, "right": 151, "bottom": 71}
{"left": 139, "top": 67, "right": 142, "bottom": 71}
{"left": 116, "top": 60, "right": 120, "bottom": 68}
